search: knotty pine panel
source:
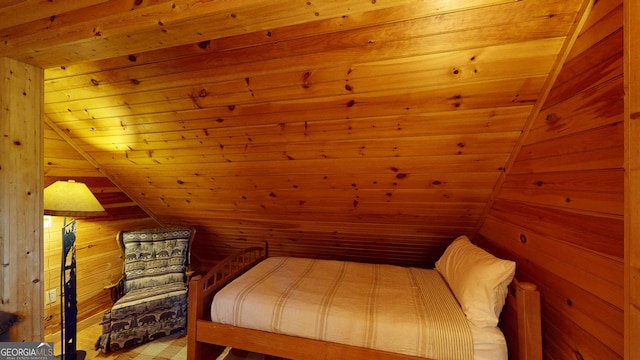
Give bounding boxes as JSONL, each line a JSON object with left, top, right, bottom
{"left": 43, "top": 65, "right": 547, "bottom": 117}
{"left": 88, "top": 136, "right": 515, "bottom": 165}
{"left": 47, "top": 106, "right": 530, "bottom": 144}
{"left": 565, "top": 2, "right": 622, "bottom": 62}
{"left": 192, "top": 226, "right": 460, "bottom": 268}
{"left": 570, "top": 0, "right": 621, "bottom": 42}
{"left": 43, "top": 37, "right": 563, "bottom": 109}
{"left": 151, "top": 209, "right": 480, "bottom": 232}
{"left": 46, "top": 76, "right": 545, "bottom": 128}
{"left": 134, "top": 193, "right": 492, "bottom": 219}
{"left": 476, "top": 230, "right": 623, "bottom": 359}
{"left": 501, "top": 169, "right": 623, "bottom": 193}
{"left": 546, "top": 34, "right": 622, "bottom": 108}
{"left": 72, "top": 131, "right": 521, "bottom": 161}
{"left": 478, "top": 0, "right": 624, "bottom": 358}
{"left": 542, "top": 309, "right": 622, "bottom": 360}
{"left": 63, "top": 107, "right": 530, "bottom": 150}
{"left": 484, "top": 207, "right": 623, "bottom": 351}
{"left": 0, "top": 0, "right": 108, "bottom": 30}
{"left": 107, "top": 154, "right": 509, "bottom": 176}
{"left": 509, "top": 146, "right": 622, "bottom": 176}
{"left": 44, "top": 125, "right": 103, "bottom": 179}
{"left": 480, "top": 216, "right": 623, "bottom": 307}
{"left": 12, "top": 0, "right": 525, "bottom": 66}
{"left": 497, "top": 187, "right": 622, "bottom": 215}
{"left": 40, "top": 0, "right": 578, "bottom": 82}
{"left": 525, "top": 77, "right": 624, "bottom": 145}
{"left": 0, "top": 0, "right": 595, "bottom": 352}
{"left": 147, "top": 200, "right": 486, "bottom": 221}
{"left": 84, "top": 172, "right": 500, "bottom": 193}
{"left": 516, "top": 123, "right": 623, "bottom": 164}
{"left": 487, "top": 199, "right": 623, "bottom": 259}
{"left": 0, "top": 57, "right": 44, "bottom": 342}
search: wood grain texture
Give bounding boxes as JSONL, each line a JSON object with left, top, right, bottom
{"left": 3, "top": 0, "right": 632, "bottom": 358}
{"left": 43, "top": 119, "right": 159, "bottom": 336}
{"left": 479, "top": 0, "right": 625, "bottom": 358}
{"left": 624, "top": 0, "right": 640, "bottom": 358}
{"left": 0, "top": 57, "right": 44, "bottom": 341}
{"left": 35, "top": 0, "right": 589, "bottom": 272}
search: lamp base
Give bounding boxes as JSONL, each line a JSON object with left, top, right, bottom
{"left": 54, "top": 350, "right": 86, "bottom": 360}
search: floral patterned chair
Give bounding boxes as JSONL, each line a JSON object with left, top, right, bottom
{"left": 96, "top": 226, "right": 196, "bottom": 352}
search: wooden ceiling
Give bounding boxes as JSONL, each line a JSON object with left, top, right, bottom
{"left": 2, "top": 0, "right": 590, "bottom": 266}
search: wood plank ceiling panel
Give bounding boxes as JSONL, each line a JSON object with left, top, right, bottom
{"left": 3, "top": 0, "right": 513, "bottom": 67}
{"left": 28, "top": 0, "right": 588, "bottom": 265}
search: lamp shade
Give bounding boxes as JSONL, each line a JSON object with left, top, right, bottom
{"left": 44, "top": 180, "right": 107, "bottom": 217}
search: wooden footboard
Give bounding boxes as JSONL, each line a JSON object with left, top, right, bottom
{"left": 187, "top": 245, "right": 267, "bottom": 360}
{"left": 188, "top": 244, "right": 542, "bottom": 360}
{"left": 503, "top": 278, "right": 542, "bottom": 360}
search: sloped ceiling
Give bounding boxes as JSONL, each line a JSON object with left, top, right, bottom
{"left": 2, "top": 0, "right": 590, "bottom": 266}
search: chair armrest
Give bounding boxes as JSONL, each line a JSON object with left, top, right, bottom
{"left": 186, "top": 266, "right": 197, "bottom": 285}
{"left": 104, "top": 277, "right": 124, "bottom": 304}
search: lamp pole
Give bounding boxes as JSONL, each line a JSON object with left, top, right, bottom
{"left": 60, "top": 218, "right": 81, "bottom": 360}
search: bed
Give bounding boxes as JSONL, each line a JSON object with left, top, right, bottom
{"left": 187, "top": 236, "right": 542, "bottom": 360}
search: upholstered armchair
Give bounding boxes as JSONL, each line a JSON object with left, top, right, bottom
{"left": 96, "top": 226, "right": 196, "bottom": 353}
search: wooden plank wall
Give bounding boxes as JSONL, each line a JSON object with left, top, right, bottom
{"left": 37, "top": 0, "right": 588, "bottom": 269}
{"left": 624, "top": 0, "right": 640, "bottom": 358}
{"left": 477, "top": 0, "right": 624, "bottom": 358}
{"left": 43, "top": 122, "right": 159, "bottom": 336}
{"left": 0, "top": 57, "right": 44, "bottom": 341}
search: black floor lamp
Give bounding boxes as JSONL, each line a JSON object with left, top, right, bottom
{"left": 44, "top": 180, "right": 107, "bottom": 360}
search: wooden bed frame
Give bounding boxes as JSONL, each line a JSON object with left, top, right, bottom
{"left": 187, "top": 244, "right": 542, "bottom": 360}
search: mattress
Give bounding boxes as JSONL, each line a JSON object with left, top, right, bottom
{"left": 211, "top": 257, "right": 507, "bottom": 360}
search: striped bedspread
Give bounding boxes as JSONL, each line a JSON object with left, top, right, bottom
{"left": 210, "top": 257, "right": 474, "bottom": 360}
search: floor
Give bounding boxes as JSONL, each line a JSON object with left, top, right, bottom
{"left": 46, "top": 314, "right": 120, "bottom": 360}
{"left": 47, "top": 314, "right": 192, "bottom": 360}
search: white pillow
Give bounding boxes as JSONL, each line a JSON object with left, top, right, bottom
{"left": 435, "top": 235, "right": 516, "bottom": 328}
